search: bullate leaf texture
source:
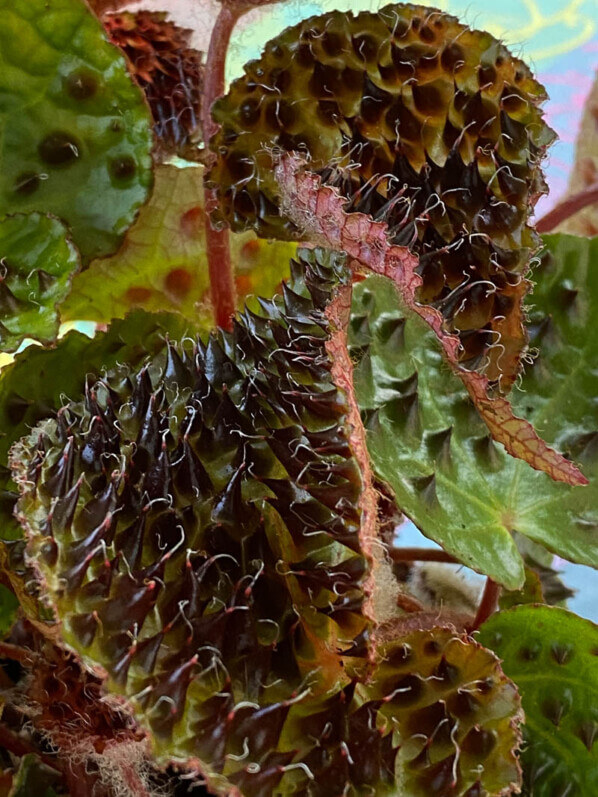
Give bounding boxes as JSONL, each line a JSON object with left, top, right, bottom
{"left": 10, "top": 248, "right": 524, "bottom": 795}
{"left": 209, "top": 3, "right": 554, "bottom": 387}
{"left": 348, "top": 232, "right": 598, "bottom": 588}
{"left": 275, "top": 155, "right": 585, "bottom": 488}
{"left": 478, "top": 606, "right": 598, "bottom": 797}
{"left": 0, "top": 213, "right": 79, "bottom": 352}
{"left": 0, "top": 0, "right": 153, "bottom": 261}
{"left": 0, "top": 312, "right": 189, "bottom": 631}
{"left": 13, "top": 249, "right": 370, "bottom": 794}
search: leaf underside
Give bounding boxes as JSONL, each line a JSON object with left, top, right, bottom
{"left": 61, "top": 164, "right": 296, "bottom": 328}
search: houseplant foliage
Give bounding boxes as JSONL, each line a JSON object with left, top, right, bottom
{"left": 0, "top": 0, "right": 595, "bottom": 795}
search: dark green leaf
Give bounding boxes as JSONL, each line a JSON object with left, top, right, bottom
{"left": 0, "top": 213, "right": 79, "bottom": 352}
{"left": 0, "top": 0, "right": 153, "bottom": 261}
{"left": 478, "top": 606, "right": 598, "bottom": 797}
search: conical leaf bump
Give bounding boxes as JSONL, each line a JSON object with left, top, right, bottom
{"left": 254, "top": 627, "right": 522, "bottom": 795}
{"left": 103, "top": 11, "right": 203, "bottom": 161}
{"left": 208, "top": 3, "right": 554, "bottom": 385}
{"left": 13, "top": 249, "right": 371, "bottom": 792}
{"left": 368, "top": 628, "right": 522, "bottom": 796}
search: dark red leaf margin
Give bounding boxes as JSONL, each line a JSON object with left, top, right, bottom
{"left": 276, "top": 153, "right": 587, "bottom": 487}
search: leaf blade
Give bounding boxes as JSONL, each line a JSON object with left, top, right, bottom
{"left": 0, "top": 213, "right": 80, "bottom": 352}
{"left": 348, "top": 231, "right": 598, "bottom": 587}
{"left": 478, "top": 606, "right": 598, "bottom": 797}
{"left": 0, "top": 0, "right": 153, "bottom": 261}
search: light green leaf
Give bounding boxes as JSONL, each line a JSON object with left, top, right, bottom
{"left": 349, "top": 233, "right": 598, "bottom": 589}
{"left": 478, "top": 606, "right": 598, "bottom": 797}
{"left": 61, "top": 164, "right": 295, "bottom": 327}
{"left": 0, "top": 213, "right": 80, "bottom": 352}
{"left": 0, "top": 0, "right": 153, "bottom": 261}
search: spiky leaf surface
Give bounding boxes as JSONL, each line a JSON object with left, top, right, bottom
{"left": 254, "top": 626, "right": 522, "bottom": 796}
{"left": 348, "top": 233, "right": 598, "bottom": 588}
{"left": 0, "top": 310, "right": 188, "bottom": 577}
{"left": 478, "top": 606, "right": 598, "bottom": 797}
{"left": 13, "top": 249, "right": 372, "bottom": 794}
{"left": 0, "top": 0, "right": 153, "bottom": 261}
{"left": 61, "top": 165, "right": 295, "bottom": 327}
{"left": 365, "top": 627, "right": 522, "bottom": 796}
{"left": 0, "top": 214, "right": 79, "bottom": 352}
{"left": 103, "top": 11, "right": 203, "bottom": 161}
{"left": 209, "top": 3, "right": 554, "bottom": 385}
{"left": 12, "top": 248, "right": 526, "bottom": 795}
{"left": 276, "top": 154, "right": 584, "bottom": 487}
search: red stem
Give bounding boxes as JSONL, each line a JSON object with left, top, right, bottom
{"left": 389, "top": 547, "right": 459, "bottom": 564}
{"left": 470, "top": 578, "right": 501, "bottom": 631}
{"left": 202, "top": 3, "right": 250, "bottom": 331}
{"left": 536, "top": 180, "right": 598, "bottom": 233}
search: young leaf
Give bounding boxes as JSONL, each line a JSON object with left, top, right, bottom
{"left": 348, "top": 233, "right": 598, "bottom": 588}
{"left": 209, "top": 4, "right": 554, "bottom": 388}
{"left": 0, "top": 213, "right": 80, "bottom": 352}
{"left": 478, "top": 606, "right": 598, "bottom": 797}
{"left": 279, "top": 155, "right": 586, "bottom": 488}
{"left": 60, "top": 164, "right": 295, "bottom": 327}
{"left": 102, "top": 11, "right": 204, "bottom": 162}
{"left": 0, "top": 0, "right": 153, "bottom": 261}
